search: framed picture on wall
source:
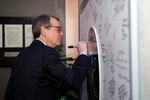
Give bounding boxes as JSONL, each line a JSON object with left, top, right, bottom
{"left": 24, "top": 24, "right": 33, "bottom": 47}
{"left": 0, "top": 17, "right": 32, "bottom": 67}
{"left": 0, "top": 24, "right": 2, "bottom": 48}
{"left": 4, "top": 24, "right": 23, "bottom": 48}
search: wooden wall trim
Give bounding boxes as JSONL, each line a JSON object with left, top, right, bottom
{"left": 65, "top": 0, "right": 79, "bottom": 63}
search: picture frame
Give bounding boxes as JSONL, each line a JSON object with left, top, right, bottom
{"left": 0, "top": 17, "right": 33, "bottom": 67}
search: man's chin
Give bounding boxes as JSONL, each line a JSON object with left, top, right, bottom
{"left": 56, "top": 42, "right": 61, "bottom": 46}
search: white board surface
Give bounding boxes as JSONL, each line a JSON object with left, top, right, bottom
{"left": 79, "top": 0, "right": 130, "bottom": 100}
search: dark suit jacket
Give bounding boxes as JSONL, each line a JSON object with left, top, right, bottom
{"left": 4, "top": 40, "right": 89, "bottom": 100}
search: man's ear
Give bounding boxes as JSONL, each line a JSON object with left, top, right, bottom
{"left": 41, "top": 26, "right": 47, "bottom": 36}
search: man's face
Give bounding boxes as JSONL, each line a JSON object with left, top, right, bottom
{"left": 44, "top": 18, "right": 63, "bottom": 47}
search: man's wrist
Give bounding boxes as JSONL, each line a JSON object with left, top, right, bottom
{"left": 80, "top": 52, "right": 97, "bottom": 56}
{"left": 80, "top": 52, "right": 88, "bottom": 56}
{"left": 88, "top": 52, "right": 97, "bottom": 56}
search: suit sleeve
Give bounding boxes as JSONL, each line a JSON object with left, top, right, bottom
{"left": 42, "top": 47, "right": 89, "bottom": 89}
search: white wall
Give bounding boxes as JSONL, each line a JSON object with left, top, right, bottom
{"left": 139, "top": 0, "right": 150, "bottom": 99}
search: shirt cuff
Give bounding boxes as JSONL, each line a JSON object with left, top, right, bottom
{"left": 80, "top": 52, "right": 88, "bottom": 56}
{"left": 88, "top": 52, "right": 97, "bottom": 56}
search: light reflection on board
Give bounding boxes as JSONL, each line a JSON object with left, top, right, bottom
{"left": 80, "top": 27, "right": 99, "bottom": 100}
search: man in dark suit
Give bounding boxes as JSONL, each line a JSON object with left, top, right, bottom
{"left": 4, "top": 14, "right": 89, "bottom": 100}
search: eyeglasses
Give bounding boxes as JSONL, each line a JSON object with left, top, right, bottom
{"left": 50, "top": 26, "right": 61, "bottom": 33}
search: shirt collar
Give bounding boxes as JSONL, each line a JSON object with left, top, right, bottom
{"left": 36, "top": 38, "right": 47, "bottom": 46}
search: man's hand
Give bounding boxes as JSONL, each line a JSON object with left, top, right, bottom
{"left": 87, "top": 41, "right": 97, "bottom": 53}
{"left": 77, "top": 41, "right": 87, "bottom": 54}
